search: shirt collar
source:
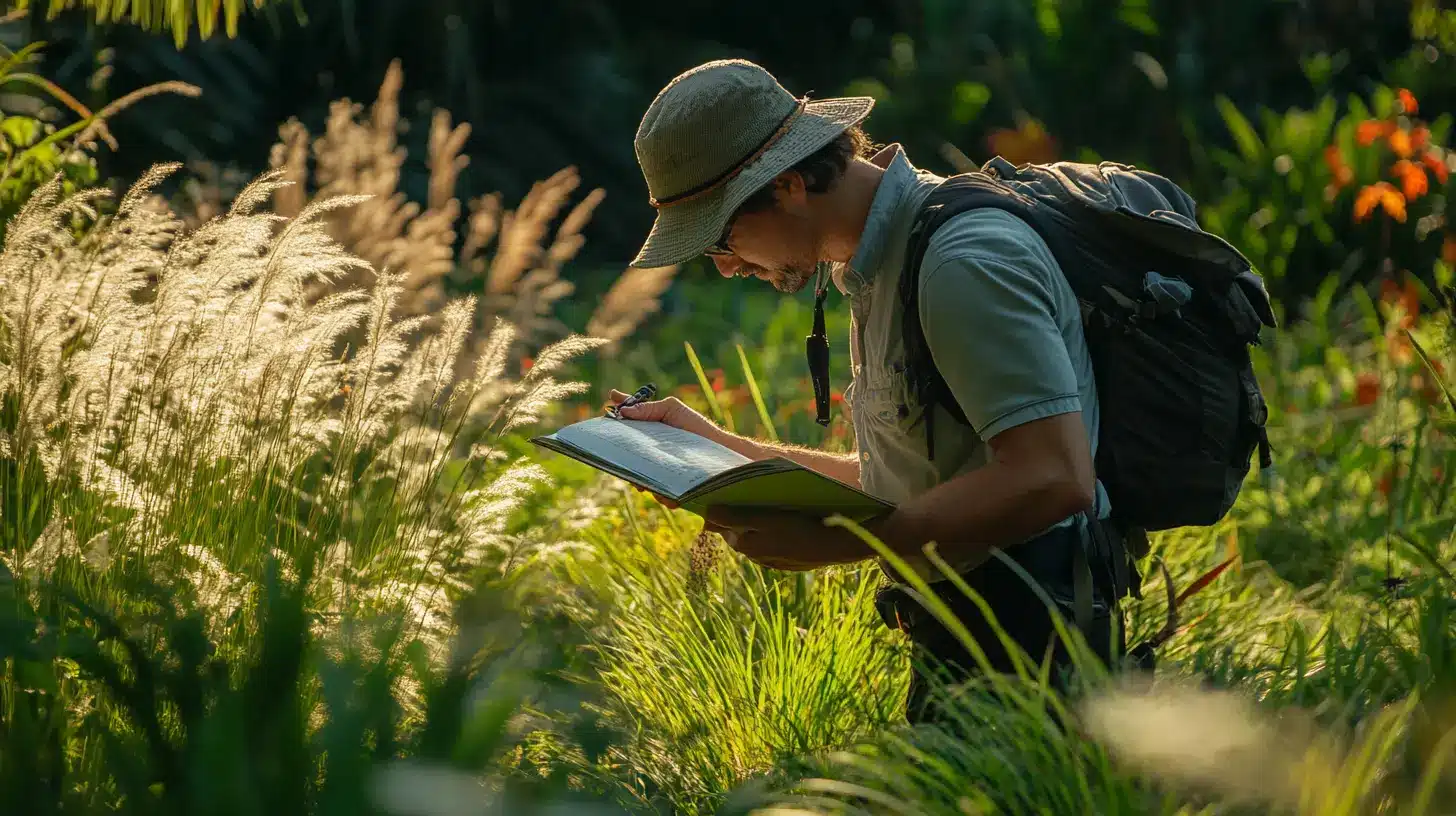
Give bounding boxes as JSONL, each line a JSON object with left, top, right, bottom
{"left": 835, "top": 143, "right": 917, "bottom": 296}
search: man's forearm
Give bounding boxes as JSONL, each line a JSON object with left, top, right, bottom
{"left": 881, "top": 456, "right": 1092, "bottom": 567}
{"left": 704, "top": 427, "right": 861, "bottom": 486}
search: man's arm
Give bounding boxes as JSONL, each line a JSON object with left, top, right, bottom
{"left": 881, "top": 211, "right": 1096, "bottom": 565}
{"left": 716, "top": 412, "right": 1092, "bottom": 570}
{"left": 709, "top": 431, "right": 862, "bottom": 486}
{"left": 606, "top": 389, "right": 861, "bottom": 486}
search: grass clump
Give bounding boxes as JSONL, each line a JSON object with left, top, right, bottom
{"left": 0, "top": 163, "right": 614, "bottom": 812}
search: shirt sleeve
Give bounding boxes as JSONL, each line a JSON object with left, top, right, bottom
{"left": 916, "top": 209, "right": 1082, "bottom": 441}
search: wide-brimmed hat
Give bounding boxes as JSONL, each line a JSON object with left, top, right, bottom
{"left": 630, "top": 59, "right": 874, "bottom": 268}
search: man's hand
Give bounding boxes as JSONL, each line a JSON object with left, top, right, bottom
{"left": 605, "top": 389, "right": 720, "bottom": 438}
{"left": 705, "top": 506, "right": 887, "bottom": 571}
{"left": 605, "top": 388, "right": 723, "bottom": 509}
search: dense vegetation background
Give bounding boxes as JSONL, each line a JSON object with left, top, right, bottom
{"left": 1, "top": 1, "right": 1455, "bottom": 814}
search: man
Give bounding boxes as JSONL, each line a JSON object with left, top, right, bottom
{"left": 608, "top": 58, "right": 1122, "bottom": 723}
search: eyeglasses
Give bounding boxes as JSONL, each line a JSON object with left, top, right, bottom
{"left": 702, "top": 211, "right": 739, "bottom": 256}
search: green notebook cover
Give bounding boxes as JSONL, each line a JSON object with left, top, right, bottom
{"left": 531, "top": 416, "right": 891, "bottom": 521}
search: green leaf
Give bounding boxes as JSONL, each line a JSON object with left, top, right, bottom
{"left": 1407, "top": 330, "right": 1456, "bottom": 414}
{"left": 1372, "top": 85, "right": 1397, "bottom": 119}
{"left": 1036, "top": 0, "right": 1061, "bottom": 38}
{"left": 684, "top": 341, "right": 727, "bottom": 428}
{"left": 736, "top": 344, "right": 779, "bottom": 442}
{"left": 1119, "top": 8, "right": 1159, "bottom": 36}
{"left": 949, "top": 81, "right": 991, "bottom": 125}
{"left": 1349, "top": 284, "right": 1385, "bottom": 344}
{"left": 1216, "top": 96, "right": 1264, "bottom": 160}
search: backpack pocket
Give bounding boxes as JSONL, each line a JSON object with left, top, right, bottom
{"left": 1087, "top": 308, "right": 1248, "bottom": 530}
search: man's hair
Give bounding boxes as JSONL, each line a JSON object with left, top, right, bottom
{"left": 738, "top": 125, "right": 878, "bottom": 213}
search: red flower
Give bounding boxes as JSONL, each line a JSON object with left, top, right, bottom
{"left": 1412, "top": 126, "right": 1431, "bottom": 152}
{"left": 830, "top": 389, "right": 844, "bottom": 406}
{"left": 1393, "top": 159, "right": 1429, "bottom": 201}
{"left": 1357, "top": 119, "right": 1395, "bottom": 146}
{"left": 1354, "top": 371, "right": 1381, "bottom": 406}
{"left": 1399, "top": 88, "right": 1419, "bottom": 115}
{"left": 1422, "top": 150, "right": 1450, "bottom": 185}
{"left": 521, "top": 356, "right": 534, "bottom": 371}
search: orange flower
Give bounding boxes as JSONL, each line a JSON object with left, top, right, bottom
{"left": 1422, "top": 150, "right": 1449, "bottom": 185}
{"left": 1354, "top": 182, "right": 1406, "bottom": 222}
{"left": 1354, "top": 371, "right": 1381, "bottom": 406}
{"left": 1389, "top": 128, "right": 1413, "bottom": 159}
{"left": 1358, "top": 119, "right": 1395, "bottom": 146}
{"left": 1399, "top": 88, "right": 1418, "bottom": 115}
{"left": 987, "top": 117, "right": 1058, "bottom": 165}
{"left": 830, "top": 389, "right": 844, "bottom": 405}
{"left": 521, "top": 356, "right": 534, "bottom": 371}
{"left": 1412, "top": 126, "right": 1430, "bottom": 152}
{"left": 708, "top": 368, "right": 726, "bottom": 393}
{"left": 1393, "top": 159, "right": 1429, "bottom": 200}
{"left": 1324, "top": 145, "right": 1354, "bottom": 189}
{"left": 1378, "top": 471, "right": 1393, "bottom": 498}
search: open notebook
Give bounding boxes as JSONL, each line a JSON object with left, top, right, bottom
{"left": 531, "top": 416, "right": 891, "bottom": 521}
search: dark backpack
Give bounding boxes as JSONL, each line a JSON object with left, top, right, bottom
{"left": 899, "top": 156, "right": 1277, "bottom": 605}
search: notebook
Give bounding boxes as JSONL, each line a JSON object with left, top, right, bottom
{"left": 531, "top": 416, "right": 892, "bottom": 521}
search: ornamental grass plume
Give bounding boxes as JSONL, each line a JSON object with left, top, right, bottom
{"left": 259, "top": 59, "right": 677, "bottom": 375}
{"left": 0, "top": 163, "right": 605, "bottom": 678}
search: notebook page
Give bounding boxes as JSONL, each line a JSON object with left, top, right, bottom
{"left": 553, "top": 417, "right": 752, "bottom": 497}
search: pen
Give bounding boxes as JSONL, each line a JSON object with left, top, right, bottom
{"left": 606, "top": 383, "right": 656, "bottom": 418}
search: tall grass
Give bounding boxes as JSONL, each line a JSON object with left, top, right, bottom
{"left": 541, "top": 504, "right": 908, "bottom": 814}
{"left": 0, "top": 164, "right": 612, "bottom": 812}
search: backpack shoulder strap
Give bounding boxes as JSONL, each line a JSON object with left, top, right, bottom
{"left": 897, "top": 168, "right": 1068, "bottom": 458}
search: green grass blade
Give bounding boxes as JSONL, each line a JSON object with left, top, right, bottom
{"left": 684, "top": 340, "right": 729, "bottom": 430}
{"left": 736, "top": 343, "right": 779, "bottom": 442}
{"left": 1407, "top": 329, "right": 1456, "bottom": 415}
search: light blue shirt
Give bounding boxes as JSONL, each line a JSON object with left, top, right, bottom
{"left": 834, "top": 144, "right": 1108, "bottom": 582}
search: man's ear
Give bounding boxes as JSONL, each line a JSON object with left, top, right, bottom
{"left": 773, "top": 170, "right": 809, "bottom": 209}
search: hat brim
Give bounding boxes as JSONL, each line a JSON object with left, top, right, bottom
{"left": 630, "top": 96, "right": 875, "bottom": 268}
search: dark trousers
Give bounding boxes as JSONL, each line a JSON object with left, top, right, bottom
{"left": 874, "top": 522, "right": 1125, "bottom": 726}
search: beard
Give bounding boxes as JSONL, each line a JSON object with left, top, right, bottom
{"left": 754, "top": 262, "right": 815, "bottom": 294}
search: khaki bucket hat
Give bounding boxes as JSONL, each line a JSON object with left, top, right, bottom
{"left": 630, "top": 59, "right": 875, "bottom": 268}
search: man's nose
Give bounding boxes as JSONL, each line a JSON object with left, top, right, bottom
{"left": 711, "top": 254, "right": 741, "bottom": 279}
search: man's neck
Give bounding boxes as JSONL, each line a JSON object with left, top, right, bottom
{"left": 817, "top": 158, "right": 886, "bottom": 265}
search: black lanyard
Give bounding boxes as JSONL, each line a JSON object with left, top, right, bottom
{"left": 806, "top": 262, "right": 832, "bottom": 427}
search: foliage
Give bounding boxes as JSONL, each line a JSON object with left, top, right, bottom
{"left": 13, "top": 0, "right": 284, "bottom": 47}
{"left": 1195, "top": 83, "right": 1456, "bottom": 309}
{"left": 0, "top": 37, "right": 198, "bottom": 241}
